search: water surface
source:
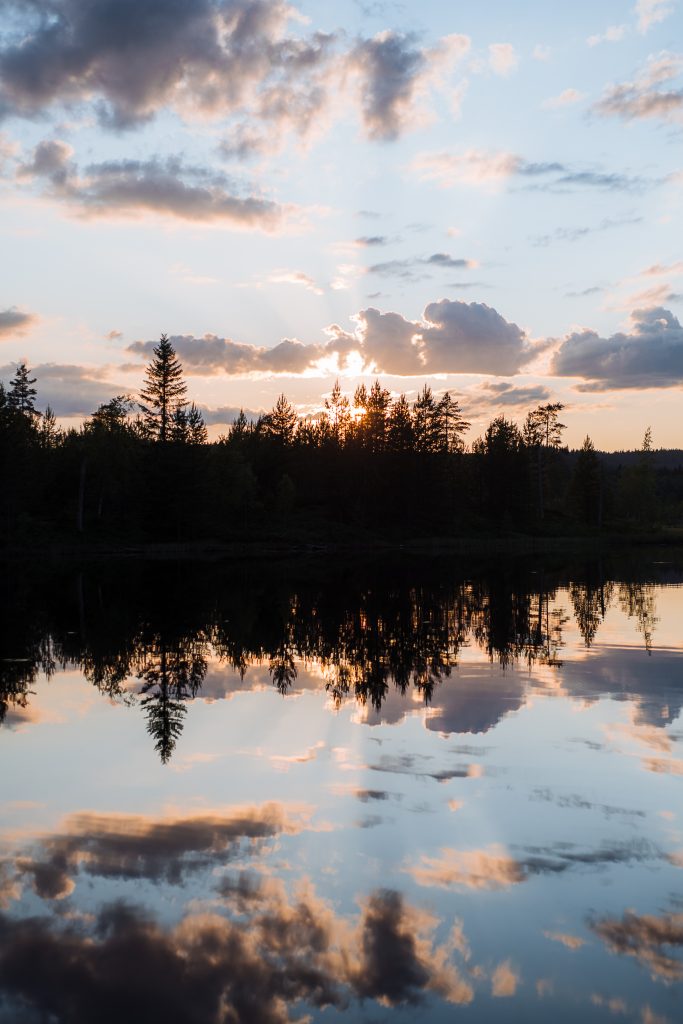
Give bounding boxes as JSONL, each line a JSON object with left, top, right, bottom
{"left": 1, "top": 555, "right": 682, "bottom": 1022}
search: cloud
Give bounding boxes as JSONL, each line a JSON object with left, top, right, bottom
{"left": 266, "top": 270, "right": 324, "bottom": 295}
{"left": 198, "top": 403, "right": 264, "bottom": 425}
{"left": 366, "top": 252, "right": 477, "bottom": 281}
{"left": 347, "top": 30, "right": 470, "bottom": 140}
{"left": 343, "top": 300, "right": 533, "bottom": 376}
{"left": 0, "top": 362, "right": 116, "bottom": 415}
{"left": 19, "top": 145, "right": 291, "bottom": 229}
{"left": 533, "top": 44, "right": 551, "bottom": 61}
{"left": 127, "top": 298, "right": 534, "bottom": 379}
{"left": 550, "top": 306, "right": 683, "bottom": 389}
{"left": 0, "top": 0, "right": 334, "bottom": 129}
{"left": 636, "top": 0, "right": 675, "bottom": 34}
{"left": 593, "top": 51, "right": 683, "bottom": 124}
{"left": 531, "top": 214, "right": 642, "bottom": 247}
{"left": 591, "top": 909, "right": 683, "bottom": 982}
{"left": 127, "top": 333, "right": 324, "bottom": 377}
{"left": 0, "top": 307, "right": 37, "bottom": 338}
{"left": 475, "top": 381, "right": 552, "bottom": 407}
{"left": 587, "top": 25, "right": 628, "bottom": 46}
{"left": 408, "top": 846, "right": 526, "bottom": 891}
{"left": 0, "top": 879, "right": 475, "bottom": 1021}
{"left": 355, "top": 234, "right": 390, "bottom": 246}
{"left": 411, "top": 149, "right": 645, "bottom": 192}
{"left": 412, "top": 148, "right": 521, "bottom": 186}
{"left": 408, "top": 838, "right": 663, "bottom": 891}
{"left": 348, "top": 31, "right": 426, "bottom": 140}
{"left": 488, "top": 43, "right": 518, "bottom": 77}
{"left": 544, "top": 931, "right": 586, "bottom": 950}
{"left": 17, "top": 803, "right": 310, "bottom": 898}
{"left": 542, "top": 88, "right": 586, "bottom": 109}
{"left": 491, "top": 960, "right": 519, "bottom": 997}
{"left": 0, "top": 1, "right": 473, "bottom": 150}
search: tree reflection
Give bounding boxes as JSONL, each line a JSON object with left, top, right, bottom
{"left": 0, "top": 557, "right": 675, "bottom": 761}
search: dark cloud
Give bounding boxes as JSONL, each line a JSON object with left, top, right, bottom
{"left": 0, "top": 307, "right": 37, "bottom": 338}
{"left": 565, "top": 286, "right": 606, "bottom": 298}
{"left": 367, "top": 253, "right": 476, "bottom": 279}
{"left": 368, "top": 753, "right": 476, "bottom": 781}
{"left": 531, "top": 214, "right": 643, "bottom": 247}
{"left": 425, "top": 253, "right": 474, "bottom": 268}
{"left": 348, "top": 32, "right": 426, "bottom": 141}
{"left": 409, "top": 838, "right": 664, "bottom": 892}
{"left": 424, "top": 672, "right": 526, "bottom": 735}
{"left": 0, "top": 0, "right": 334, "bottom": 129}
{"left": 354, "top": 788, "right": 394, "bottom": 802}
{"left": 127, "top": 334, "right": 323, "bottom": 376}
{"left": 419, "top": 300, "right": 532, "bottom": 375}
{"left": 354, "top": 889, "right": 430, "bottom": 1002}
{"left": 19, "top": 144, "right": 288, "bottom": 229}
{"left": 475, "top": 381, "right": 552, "bottom": 407}
{"left": 198, "top": 403, "right": 264, "bottom": 425}
{"left": 18, "top": 803, "right": 306, "bottom": 898}
{"left": 124, "top": 298, "right": 535, "bottom": 380}
{"left": 414, "top": 149, "right": 655, "bottom": 193}
{"left": 0, "top": 881, "right": 473, "bottom": 1022}
{"left": 367, "top": 259, "right": 426, "bottom": 280}
{"left": 0, "top": 362, "right": 114, "bottom": 415}
{"left": 551, "top": 306, "right": 683, "bottom": 389}
{"left": 590, "top": 909, "right": 683, "bottom": 982}
{"left": 530, "top": 788, "right": 646, "bottom": 820}
{"left": 592, "top": 51, "right": 683, "bottom": 125}
{"left": 523, "top": 169, "right": 649, "bottom": 194}
{"left": 355, "top": 234, "right": 389, "bottom": 246}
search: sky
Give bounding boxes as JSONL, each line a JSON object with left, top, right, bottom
{"left": 0, "top": 0, "right": 682, "bottom": 449}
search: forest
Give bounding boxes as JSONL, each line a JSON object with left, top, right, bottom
{"left": 1, "top": 335, "right": 682, "bottom": 545}
{"left": 0, "top": 555, "right": 671, "bottom": 763}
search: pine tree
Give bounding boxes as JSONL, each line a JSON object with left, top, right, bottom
{"left": 413, "top": 385, "right": 437, "bottom": 454}
{"left": 263, "top": 394, "right": 297, "bottom": 445}
{"left": 387, "top": 394, "right": 414, "bottom": 453}
{"left": 435, "top": 392, "right": 470, "bottom": 454}
{"left": 139, "top": 335, "right": 188, "bottom": 443}
{"left": 7, "top": 363, "right": 38, "bottom": 417}
{"left": 324, "top": 380, "right": 352, "bottom": 446}
{"left": 38, "top": 406, "right": 60, "bottom": 449}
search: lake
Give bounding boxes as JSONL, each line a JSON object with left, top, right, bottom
{"left": 0, "top": 553, "right": 681, "bottom": 1022}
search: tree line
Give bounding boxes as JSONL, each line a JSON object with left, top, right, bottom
{"left": 0, "top": 557, "right": 666, "bottom": 762}
{"left": 1, "top": 335, "right": 680, "bottom": 544}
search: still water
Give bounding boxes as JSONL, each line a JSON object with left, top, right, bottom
{"left": 0, "top": 554, "right": 681, "bottom": 1023}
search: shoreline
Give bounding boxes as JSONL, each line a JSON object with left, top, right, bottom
{"left": 1, "top": 530, "right": 681, "bottom": 562}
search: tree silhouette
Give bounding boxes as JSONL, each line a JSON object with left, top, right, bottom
{"left": 139, "top": 335, "right": 188, "bottom": 443}
{"left": 7, "top": 363, "right": 38, "bottom": 418}
{"left": 263, "top": 394, "right": 297, "bottom": 445}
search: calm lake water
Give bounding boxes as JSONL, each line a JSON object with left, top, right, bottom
{"left": 0, "top": 554, "right": 682, "bottom": 1023}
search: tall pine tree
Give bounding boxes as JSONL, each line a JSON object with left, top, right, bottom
{"left": 139, "top": 335, "right": 188, "bottom": 443}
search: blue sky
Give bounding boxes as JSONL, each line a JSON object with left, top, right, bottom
{"left": 1, "top": 0, "right": 682, "bottom": 447}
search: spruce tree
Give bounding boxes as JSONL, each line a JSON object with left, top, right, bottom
{"left": 139, "top": 334, "right": 188, "bottom": 442}
{"left": 7, "top": 363, "right": 38, "bottom": 417}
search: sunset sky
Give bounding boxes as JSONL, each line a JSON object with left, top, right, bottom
{"left": 1, "top": 0, "right": 682, "bottom": 448}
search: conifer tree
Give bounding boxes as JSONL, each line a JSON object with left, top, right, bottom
{"left": 7, "top": 363, "right": 37, "bottom": 417}
{"left": 435, "top": 392, "right": 470, "bottom": 453}
{"left": 139, "top": 334, "right": 188, "bottom": 443}
{"left": 413, "top": 385, "right": 437, "bottom": 454}
{"left": 263, "top": 394, "right": 297, "bottom": 445}
{"left": 324, "top": 380, "right": 352, "bottom": 445}
{"left": 387, "top": 394, "right": 414, "bottom": 453}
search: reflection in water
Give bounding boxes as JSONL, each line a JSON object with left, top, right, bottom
{"left": 0, "top": 555, "right": 681, "bottom": 1023}
{"left": 0, "top": 558, "right": 675, "bottom": 763}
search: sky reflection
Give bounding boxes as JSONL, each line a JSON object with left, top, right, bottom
{"left": 0, "top": 555, "right": 681, "bottom": 1022}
